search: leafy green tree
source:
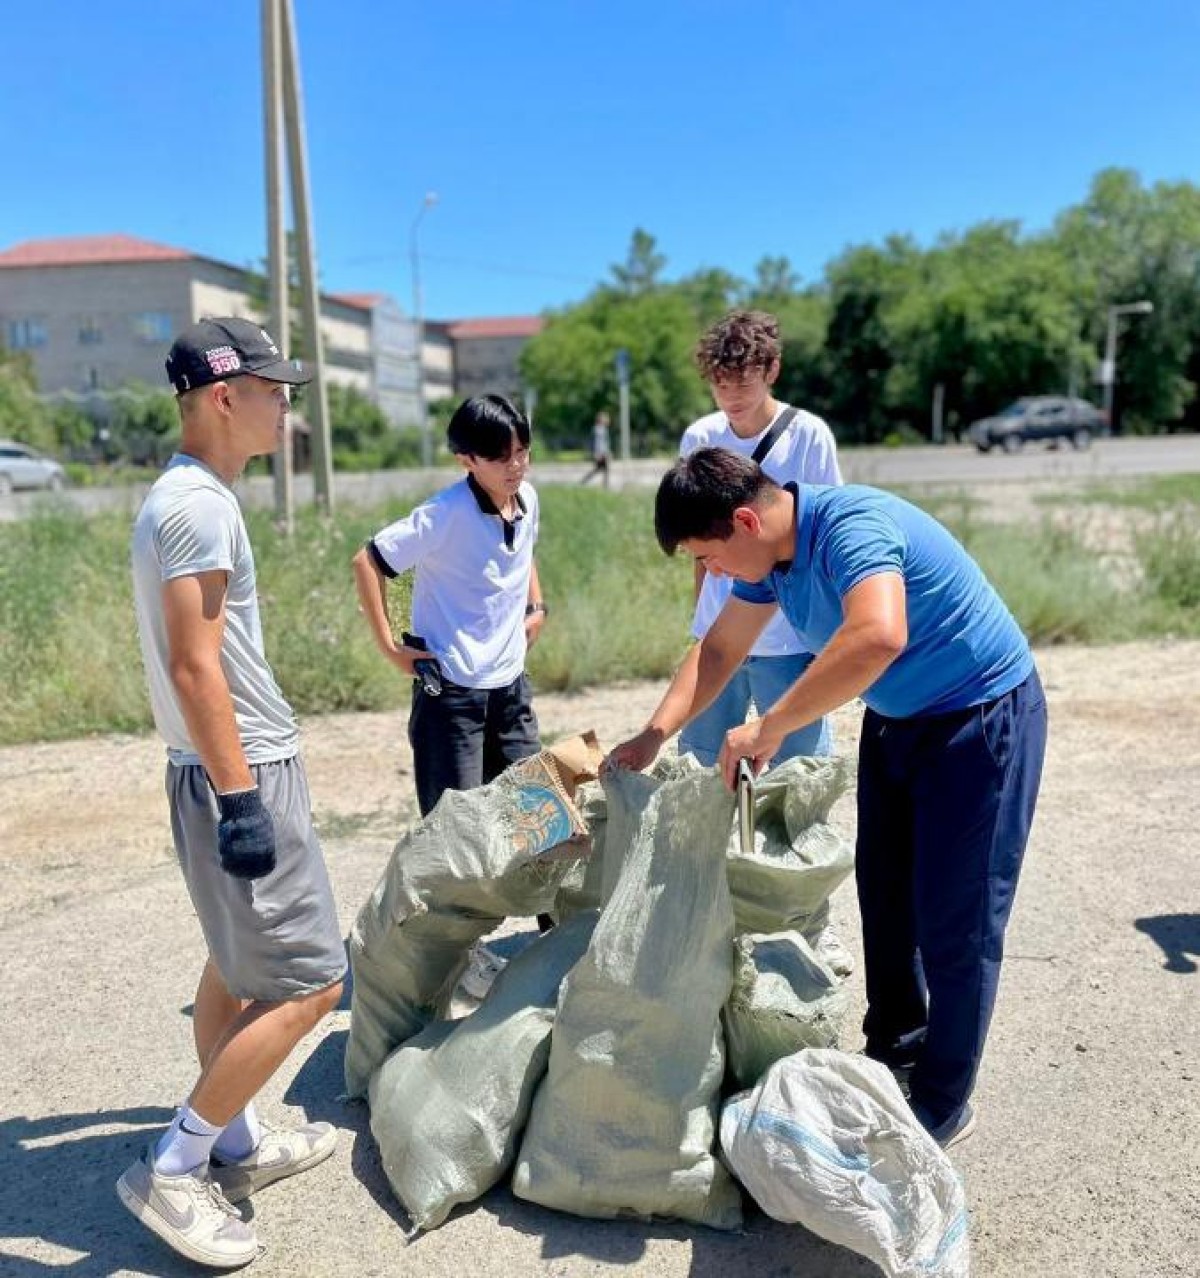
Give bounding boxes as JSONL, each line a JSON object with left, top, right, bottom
{"left": 747, "top": 255, "right": 802, "bottom": 308}
{"left": 815, "top": 238, "right": 920, "bottom": 443}
{"left": 772, "top": 290, "right": 833, "bottom": 413}
{"left": 673, "top": 267, "right": 744, "bottom": 329}
{"left": 107, "top": 385, "right": 180, "bottom": 465}
{"left": 1052, "top": 169, "right": 1200, "bottom": 431}
{"left": 0, "top": 349, "right": 55, "bottom": 450}
{"left": 520, "top": 287, "right": 709, "bottom": 453}
{"left": 610, "top": 228, "right": 667, "bottom": 295}
{"left": 47, "top": 401, "right": 95, "bottom": 457}
{"left": 886, "top": 224, "right": 1085, "bottom": 436}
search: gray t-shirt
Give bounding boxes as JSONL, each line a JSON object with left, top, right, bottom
{"left": 131, "top": 454, "right": 299, "bottom": 766}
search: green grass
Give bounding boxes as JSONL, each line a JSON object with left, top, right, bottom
{"left": 2, "top": 482, "right": 1197, "bottom": 746}
{"left": 1036, "top": 473, "right": 1200, "bottom": 511}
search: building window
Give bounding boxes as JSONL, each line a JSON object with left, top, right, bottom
{"left": 133, "top": 312, "right": 173, "bottom": 343}
{"left": 79, "top": 317, "right": 104, "bottom": 345}
{"left": 6, "top": 318, "right": 48, "bottom": 349}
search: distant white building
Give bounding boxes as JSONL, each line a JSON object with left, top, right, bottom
{"left": 0, "top": 234, "right": 419, "bottom": 425}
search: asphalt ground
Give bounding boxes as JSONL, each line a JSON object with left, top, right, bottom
{"left": 2, "top": 642, "right": 1198, "bottom": 1277}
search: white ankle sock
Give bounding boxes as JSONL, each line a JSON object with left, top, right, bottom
{"left": 213, "top": 1101, "right": 262, "bottom": 1162}
{"left": 154, "top": 1104, "right": 223, "bottom": 1176}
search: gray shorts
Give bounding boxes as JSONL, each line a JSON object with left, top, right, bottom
{"left": 167, "top": 757, "right": 347, "bottom": 1002}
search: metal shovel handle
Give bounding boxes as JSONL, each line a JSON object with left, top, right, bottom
{"left": 736, "top": 757, "right": 756, "bottom": 857}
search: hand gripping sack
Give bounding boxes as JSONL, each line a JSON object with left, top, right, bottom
{"left": 720, "top": 1049, "right": 970, "bottom": 1278}
{"left": 513, "top": 766, "right": 742, "bottom": 1230}
{"left": 368, "top": 910, "right": 598, "bottom": 1231}
{"left": 345, "top": 735, "right": 601, "bottom": 1098}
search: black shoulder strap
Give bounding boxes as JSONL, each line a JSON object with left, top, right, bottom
{"left": 750, "top": 405, "right": 799, "bottom": 466}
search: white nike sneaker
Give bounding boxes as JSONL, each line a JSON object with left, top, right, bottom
{"left": 117, "top": 1145, "right": 260, "bottom": 1269}
{"left": 459, "top": 941, "right": 508, "bottom": 1001}
{"left": 210, "top": 1118, "right": 337, "bottom": 1204}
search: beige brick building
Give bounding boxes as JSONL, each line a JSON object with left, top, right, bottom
{"left": 0, "top": 234, "right": 550, "bottom": 430}
{"left": 0, "top": 234, "right": 419, "bottom": 424}
{"left": 446, "top": 315, "right": 544, "bottom": 401}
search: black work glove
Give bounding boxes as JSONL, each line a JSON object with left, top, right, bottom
{"left": 217, "top": 788, "right": 277, "bottom": 879}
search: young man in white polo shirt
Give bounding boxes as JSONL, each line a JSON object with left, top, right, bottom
{"left": 352, "top": 394, "right": 546, "bottom": 818}
{"left": 676, "top": 310, "right": 842, "bottom": 768}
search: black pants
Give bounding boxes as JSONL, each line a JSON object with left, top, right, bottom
{"left": 408, "top": 671, "right": 540, "bottom": 817}
{"left": 856, "top": 670, "right": 1048, "bottom": 1137}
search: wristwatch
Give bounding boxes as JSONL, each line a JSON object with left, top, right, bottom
{"left": 525, "top": 601, "right": 548, "bottom": 617}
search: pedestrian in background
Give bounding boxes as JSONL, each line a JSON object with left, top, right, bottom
{"left": 579, "top": 410, "right": 612, "bottom": 487}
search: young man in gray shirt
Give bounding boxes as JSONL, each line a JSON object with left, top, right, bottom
{"left": 119, "top": 318, "right": 346, "bottom": 1268}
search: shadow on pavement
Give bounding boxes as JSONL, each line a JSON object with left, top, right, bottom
{"left": 1134, "top": 912, "right": 1200, "bottom": 973}
{"left": 282, "top": 962, "right": 878, "bottom": 1276}
{"left": 0, "top": 1106, "right": 200, "bottom": 1277}
{"left": 283, "top": 1027, "right": 412, "bottom": 1234}
{"left": 481, "top": 1188, "right": 881, "bottom": 1276}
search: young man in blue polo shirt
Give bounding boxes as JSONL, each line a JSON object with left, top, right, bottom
{"left": 352, "top": 394, "right": 546, "bottom": 818}
{"left": 610, "top": 447, "right": 1047, "bottom": 1149}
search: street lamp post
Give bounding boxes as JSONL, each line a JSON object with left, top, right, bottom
{"left": 410, "top": 191, "right": 439, "bottom": 467}
{"left": 1102, "top": 300, "right": 1153, "bottom": 433}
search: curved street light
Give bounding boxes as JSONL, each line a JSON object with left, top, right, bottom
{"left": 410, "top": 191, "right": 439, "bottom": 467}
{"left": 1102, "top": 300, "right": 1153, "bottom": 432}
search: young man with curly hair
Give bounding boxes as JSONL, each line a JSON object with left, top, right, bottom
{"left": 674, "top": 309, "right": 842, "bottom": 769}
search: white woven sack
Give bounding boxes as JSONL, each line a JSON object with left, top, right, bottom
{"left": 720, "top": 1049, "right": 970, "bottom": 1278}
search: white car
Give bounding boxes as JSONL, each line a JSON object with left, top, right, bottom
{"left": 0, "top": 440, "right": 67, "bottom": 494}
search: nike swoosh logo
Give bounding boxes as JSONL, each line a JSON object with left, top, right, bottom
{"left": 150, "top": 1187, "right": 198, "bottom": 1232}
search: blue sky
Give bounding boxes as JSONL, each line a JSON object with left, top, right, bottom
{"left": 3, "top": 1, "right": 1197, "bottom": 320}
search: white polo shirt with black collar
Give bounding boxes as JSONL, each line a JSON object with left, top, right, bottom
{"left": 368, "top": 474, "right": 538, "bottom": 689}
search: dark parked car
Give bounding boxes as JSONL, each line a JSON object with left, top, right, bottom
{"left": 968, "top": 397, "right": 1107, "bottom": 453}
{"left": 0, "top": 440, "right": 68, "bottom": 494}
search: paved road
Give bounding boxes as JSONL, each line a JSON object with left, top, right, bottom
{"left": 3, "top": 435, "right": 1198, "bottom": 522}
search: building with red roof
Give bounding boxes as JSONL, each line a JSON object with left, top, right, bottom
{"left": 0, "top": 234, "right": 420, "bottom": 424}
{"left": 443, "top": 315, "right": 544, "bottom": 401}
{"left": 0, "top": 233, "right": 547, "bottom": 423}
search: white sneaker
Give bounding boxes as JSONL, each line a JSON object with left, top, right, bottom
{"left": 459, "top": 941, "right": 507, "bottom": 1001}
{"left": 117, "top": 1145, "right": 260, "bottom": 1269}
{"left": 210, "top": 1118, "right": 337, "bottom": 1204}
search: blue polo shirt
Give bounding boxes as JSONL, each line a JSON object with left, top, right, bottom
{"left": 731, "top": 484, "right": 1033, "bottom": 718}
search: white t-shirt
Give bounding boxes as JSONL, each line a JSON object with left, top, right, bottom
{"left": 370, "top": 475, "right": 538, "bottom": 689}
{"left": 680, "top": 404, "right": 842, "bottom": 656}
{"left": 131, "top": 454, "right": 299, "bottom": 766}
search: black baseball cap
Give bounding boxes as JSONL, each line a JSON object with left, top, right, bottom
{"left": 165, "top": 317, "right": 312, "bottom": 395}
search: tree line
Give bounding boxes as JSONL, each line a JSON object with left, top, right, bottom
{"left": 5, "top": 167, "right": 1197, "bottom": 467}
{"left": 519, "top": 168, "right": 1200, "bottom": 449}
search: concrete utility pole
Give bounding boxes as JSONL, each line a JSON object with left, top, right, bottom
{"left": 931, "top": 382, "right": 945, "bottom": 445}
{"left": 410, "top": 192, "right": 439, "bottom": 468}
{"left": 615, "top": 348, "right": 631, "bottom": 461}
{"left": 260, "top": 0, "right": 334, "bottom": 513}
{"left": 262, "top": 0, "right": 293, "bottom": 533}
{"left": 279, "top": 0, "right": 334, "bottom": 510}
